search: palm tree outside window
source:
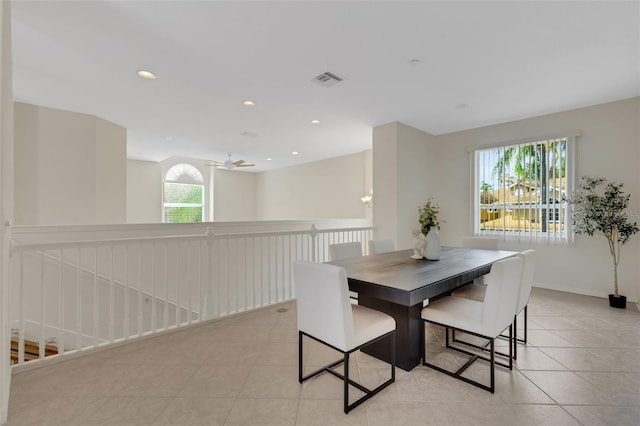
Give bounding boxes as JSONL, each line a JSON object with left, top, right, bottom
{"left": 472, "top": 134, "right": 577, "bottom": 243}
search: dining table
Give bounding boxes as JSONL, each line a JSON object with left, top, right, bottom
{"left": 328, "top": 246, "right": 517, "bottom": 371}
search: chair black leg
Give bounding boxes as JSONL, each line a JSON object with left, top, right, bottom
{"left": 344, "top": 330, "right": 396, "bottom": 414}
{"left": 513, "top": 315, "right": 517, "bottom": 361}
{"left": 508, "top": 324, "right": 513, "bottom": 370}
{"left": 343, "top": 352, "right": 350, "bottom": 414}
{"left": 445, "top": 327, "right": 450, "bottom": 348}
{"left": 298, "top": 331, "right": 303, "bottom": 383}
{"left": 299, "top": 330, "right": 395, "bottom": 414}
{"left": 489, "top": 337, "right": 495, "bottom": 393}
{"left": 523, "top": 305, "right": 528, "bottom": 344}
{"left": 420, "top": 321, "right": 425, "bottom": 363}
{"left": 390, "top": 327, "right": 396, "bottom": 382}
{"left": 452, "top": 328, "right": 513, "bottom": 362}
{"left": 423, "top": 321, "right": 503, "bottom": 393}
{"left": 512, "top": 305, "right": 529, "bottom": 360}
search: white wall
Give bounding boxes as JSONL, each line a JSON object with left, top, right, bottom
{"left": 95, "top": 118, "right": 127, "bottom": 224}
{"left": 256, "top": 151, "right": 369, "bottom": 220}
{"left": 127, "top": 151, "right": 371, "bottom": 223}
{"left": 431, "top": 97, "right": 640, "bottom": 300}
{"left": 14, "top": 102, "right": 126, "bottom": 225}
{"left": 151, "top": 157, "right": 259, "bottom": 223}
{"left": 16, "top": 96, "right": 639, "bottom": 303}
{"left": 127, "top": 160, "right": 162, "bottom": 223}
{"left": 127, "top": 157, "right": 260, "bottom": 223}
{"left": 12, "top": 103, "right": 35, "bottom": 225}
{"left": 213, "top": 168, "right": 257, "bottom": 221}
{"left": 0, "top": 2, "right": 13, "bottom": 423}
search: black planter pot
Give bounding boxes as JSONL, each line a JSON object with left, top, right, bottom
{"left": 609, "top": 294, "right": 627, "bottom": 309}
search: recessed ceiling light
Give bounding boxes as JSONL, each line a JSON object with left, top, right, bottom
{"left": 311, "top": 120, "right": 321, "bottom": 124}
{"left": 137, "top": 70, "right": 156, "bottom": 79}
{"left": 291, "top": 151, "right": 299, "bottom": 155}
{"left": 408, "top": 59, "right": 422, "bottom": 68}
{"left": 455, "top": 103, "right": 471, "bottom": 109}
{"left": 243, "top": 100, "right": 256, "bottom": 107}
{"left": 266, "top": 158, "right": 273, "bottom": 161}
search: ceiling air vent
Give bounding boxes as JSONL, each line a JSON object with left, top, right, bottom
{"left": 311, "top": 71, "right": 344, "bottom": 87}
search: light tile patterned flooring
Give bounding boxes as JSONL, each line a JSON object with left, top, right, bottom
{"left": 6, "top": 288, "right": 640, "bottom": 425}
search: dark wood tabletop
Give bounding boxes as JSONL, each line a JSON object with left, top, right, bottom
{"left": 328, "top": 246, "right": 518, "bottom": 370}
{"left": 329, "top": 247, "right": 518, "bottom": 305}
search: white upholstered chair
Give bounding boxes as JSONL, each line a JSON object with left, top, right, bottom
{"left": 459, "top": 236, "right": 500, "bottom": 288}
{"left": 368, "top": 239, "right": 395, "bottom": 255}
{"left": 421, "top": 256, "right": 523, "bottom": 393}
{"left": 329, "top": 241, "right": 363, "bottom": 261}
{"left": 328, "top": 242, "right": 363, "bottom": 301}
{"left": 452, "top": 249, "right": 536, "bottom": 360}
{"left": 511, "top": 249, "right": 536, "bottom": 358}
{"left": 293, "top": 261, "right": 396, "bottom": 413}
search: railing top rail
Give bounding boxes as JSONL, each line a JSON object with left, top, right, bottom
{"left": 10, "top": 225, "right": 376, "bottom": 253}
{"left": 212, "top": 226, "right": 374, "bottom": 239}
{"left": 210, "top": 228, "right": 313, "bottom": 240}
{"left": 10, "top": 233, "right": 207, "bottom": 253}
{"left": 314, "top": 227, "right": 374, "bottom": 233}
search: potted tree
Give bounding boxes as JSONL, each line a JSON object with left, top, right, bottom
{"left": 568, "top": 176, "right": 639, "bottom": 308}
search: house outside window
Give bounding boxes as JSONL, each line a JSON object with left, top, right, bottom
{"left": 164, "top": 163, "right": 205, "bottom": 223}
{"left": 472, "top": 133, "right": 577, "bottom": 243}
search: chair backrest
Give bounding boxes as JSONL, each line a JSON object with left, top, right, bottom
{"left": 515, "top": 249, "right": 536, "bottom": 313}
{"left": 293, "top": 261, "right": 354, "bottom": 351}
{"left": 329, "top": 242, "right": 363, "bottom": 261}
{"left": 368, "top": 239, "right": 395, "bottom": 255}
{"left": 480, "top": 256, "right": 523, "bottom": 337}
{"left": 461, "top": 237, "right": 499, "bottom": 250}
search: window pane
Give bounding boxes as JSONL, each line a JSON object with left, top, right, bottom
{"left": 475, "top": 138, "right": 569, "bottom": 242}
{"left": 164, "top": 206, "right": 203, "bottom": 223}
{"left": 163, "top": 182, "right": 204, "bottom": 223}
{"left": 164, "top": 183, "right": 203, "bottom": 204}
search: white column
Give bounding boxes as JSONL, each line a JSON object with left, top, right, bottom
{"left": 372, "top": 122, "right": 437, "bottom": 250}
{"left": 363, "top": 149, "right": 373, "bottom": 225}
{"left": 0, "top": 1, "right": 14, "bottom": 424}
{"left": 207, "top": 163, "right": 214, "bottom": 221}
{"left": 372, "top": 123, "right": 399, "bottom": 245}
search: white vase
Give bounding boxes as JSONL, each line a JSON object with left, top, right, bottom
{"left": 411, "top": 231, "right": 426, "bottom": 259}
{"left": 424, "top": 228, "right": 441, "bottom": 260}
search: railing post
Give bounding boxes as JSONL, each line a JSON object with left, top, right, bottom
{"left": 203, "top": 227, "right": 216, "bottom": 320}
{"left": 310, "top": 225, "right": 318, "bottom": 263}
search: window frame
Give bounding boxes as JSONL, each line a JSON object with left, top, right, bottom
{"left": 163, "top": 164, "right": 206, "bottom": 224}
{"left": 469, "top": 131, "right": 579, "bottom": 244}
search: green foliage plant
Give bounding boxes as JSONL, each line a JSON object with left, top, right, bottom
{"left": 568, "top": 176, "right": 639, "bottom": 297}
{"left": 419, "top": 198, "right": 441, "bottom": 236}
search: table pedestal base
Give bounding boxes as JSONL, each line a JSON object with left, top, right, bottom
{"left": 358, "top": 294, "right": 423, "bottom": 371}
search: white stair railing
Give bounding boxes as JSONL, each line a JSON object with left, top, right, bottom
{"left": 9, "top": 223, "right": 374, "bottom": 368}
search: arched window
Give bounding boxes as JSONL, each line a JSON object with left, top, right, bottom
{"left": 163, "top": 163, "right": 205, "bottom": 223}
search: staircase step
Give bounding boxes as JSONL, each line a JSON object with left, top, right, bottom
{"left": 10, "top": 338, "right": 59, "bottom": 364}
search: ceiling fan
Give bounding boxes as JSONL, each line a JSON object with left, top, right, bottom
{"left": 209, "top": 153, "right": 255, "bottom": 170}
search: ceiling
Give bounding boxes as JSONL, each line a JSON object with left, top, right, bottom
{"left": 10, "top": 1, "right": 640, "bottom": 172}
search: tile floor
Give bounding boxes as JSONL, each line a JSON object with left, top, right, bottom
{"left": 6, "top": 288, "right": 640, "bottom": 425}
